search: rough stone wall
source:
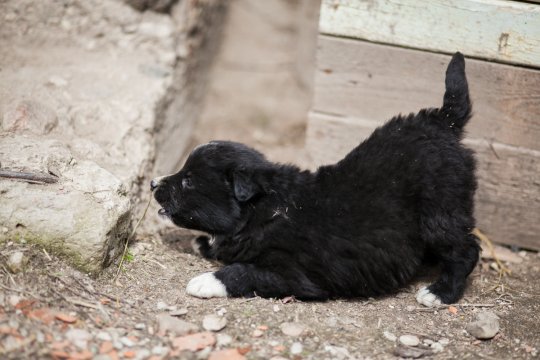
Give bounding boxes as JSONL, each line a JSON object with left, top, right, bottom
{"left": 0, "top": 0, "right": 227, "bottom": 273}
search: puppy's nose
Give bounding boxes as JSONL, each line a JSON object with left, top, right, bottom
{"left": 150, "top": 179, "right": 158, "bottom": 191}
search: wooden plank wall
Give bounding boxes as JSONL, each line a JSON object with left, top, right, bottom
{"left": 306, "top": 36, "right": 540, "bottom": 250}
{"left": 319, "top": 0, "right": 540, "bottom": 67}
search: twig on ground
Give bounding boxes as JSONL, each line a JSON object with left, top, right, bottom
{"left": 144, "top": 258, "right": 167, "bottom": 269}
{"left": 2, "top": 266, "right": 18, "bottom": 287}
{"left": 42, "top": 248, "right": 52, "bottom": 261}
{"left": 114, "top": 195, "right": 152, "bottom": 281}
{"left": 0, "top": 169, "right": 58, "bottom": 184}
{"left": 473, "top": 228, "right": 511, "bottom": 277}
{"left": 64, "top": 297, "right": 99, "bottom": 309}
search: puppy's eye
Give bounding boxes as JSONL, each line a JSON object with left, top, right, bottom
{"left": 182, "top": 177, "right": 193, "bottom": 189}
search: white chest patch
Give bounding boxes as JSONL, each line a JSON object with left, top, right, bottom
{"left": 186, "top": 272, "right": 228, "bottom": 298}
{"left": 416, "top": 286, "right": 442, "bottom": 307}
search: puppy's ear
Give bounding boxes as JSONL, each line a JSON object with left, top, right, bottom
{"left": 232, "top": 169, "right": 260, "bottom": 202}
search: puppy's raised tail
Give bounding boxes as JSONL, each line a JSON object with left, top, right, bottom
{"left": 439, "top": 52, "right": 471, "bottom": 137}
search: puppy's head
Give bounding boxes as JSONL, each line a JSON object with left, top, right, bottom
{"left": 151, "top": 141, "right": 269, "bottom": 234}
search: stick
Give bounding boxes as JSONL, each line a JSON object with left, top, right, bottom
{"left": 0, "top": 169, "right": 58, "bottom": 184}
{"left": 65, "top": 297, "right": 99, "bottom": 309}
{"left": 473, "top": 228, "right": 511, "bottom": 276}
{"left": 114, "top": 195, "right": 152, "bottom": 280}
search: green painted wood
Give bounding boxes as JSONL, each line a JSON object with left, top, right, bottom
{"left": 320, "top": 0, "right": 540, "bottom": 67}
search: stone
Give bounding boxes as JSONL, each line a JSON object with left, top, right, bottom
{"left": 135, "top": 349, "right": 150, "bottom": 360}
{"left": 65, "top": 328, "right": 91, "bottom": 349}
{"left": 216, "top": 333, "right": 232, "bottom": 347}
{"left": 6, "top": 251, "right": 26, "bottom": 273}
{"left": 172, "top": 332, "right": 216, "bottom": 351}
{"left": 290, "top": 342, "right": 303, "bottom": 355}
{"left": 0, "top": 137, "right": 131, "bottom": 274}
{"left": 208, "top": 349, "right": 245, "bottom": 360}
{"left": 202, "top": 314, "right": 227, "bottom": 331}
{"left": 466, "top": 311, "right": 500, "bottom": 340}
{"left": 151, "top": 345, "right": 169, "bottom": 355}
{"left": 134, "top": 323, "right": 146, "bottom": 330}
{"left": 156, "top": 301, "right": 168, "bottom": 310}
{"left": 157, "top": 314, "right": 198, "bottom": 336}
{"left": 280, "top": 322, "right": 306, "bottom": 337}
{"left": 399, "top": 335, "right": 420, "bottom": 347}
{"left": 252, "top": 329, "right": 264, "bottom": 337}
{"left": 324, "top": 345, "right": 350, "bottom": 360}
{"left": 393, "top": 346, "right": 432, "bottom": 359}
{"left": 2, "top": 100, "right": 58, "bottom": 135}
{"left": 170, "top": 308, "right": 188, "bottom": 316}
{"left": 97, "top": 332, "right": 112, "bottom": 341}
{"left": 120, "top": 337, "right": 136, "bottom": 347}
{"left": 439, "top": 338, "right": 450, "bottom": 345}
{"left": 383, "top": 331, "right": 397, "bottom": 342}
{"left": 8, "top": 295, "right": 21, "bottom": 307}
{"left": 0, "top": 0, "right": 229, "bottom": 275}
{"left": 431, "top": 342, "right": 444, "bottom": 353}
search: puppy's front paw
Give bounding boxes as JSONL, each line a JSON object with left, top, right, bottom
{"left": 416, "top": 286, "right": 442, "bottom": 307}
{"left": 186, "top": 272, "right": 228, "bottom": 299}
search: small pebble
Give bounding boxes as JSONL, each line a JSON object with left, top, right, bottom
{"left": 406, "top": 305, "right": 416, "bottom": 312}
{"left": 7, "top": 251, "right": 26, "bottom": 273}
{"left": 280, "top": 322, "right": 305, "bottom": 337}
{"left": 97, "top": 331, "right": 112, "bottom": 341}
{"left": 134, "top": 323, "right": 145, "bottom": 330}
{"left": 439, "top": 338, "right": 450, "bottom": 345}
{"left": 383, "top": 331, "right": 397, "bottom": 342}
{"left": 170, "top": 308, "right": 188, "bottom": 317}
{"left": 202, "top": 314, "right": 227, "bottom": 332}
{"left": 216, "top": 333, "right": 232, "bottom": 347}
{"left": 399, "top": 335, "right": 420, "bottom": 347}
{"left": 156, "top": 301, "right": 168, "bottom": 310}
{"left": 466, "top": 311, "right": 500, "bottom": 340}
{"left": 217, "top": 308, "right": 227, "bottom": 316}
{"left": 120, "top": 337, "right": 136, "bottom": 347}
{"left": 431, "top": 342, "right": 444, "bottom": 353}
{"left": 290, "top": 342, "right": 303, "bottom": 355}
{"left": 151, "top": 345, "right": 169, "bottom": 355}
{"left": 252, "top": 329, "right": 264, "bottom": 338}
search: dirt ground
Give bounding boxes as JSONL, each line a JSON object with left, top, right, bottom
{"left": 1, "top": 0, "right": 539, "bottom": 359}
{"left": 1, "top": 228, "right": 539, "bottom": 359}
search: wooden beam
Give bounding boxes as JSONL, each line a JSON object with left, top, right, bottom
{"left": 319, "top": 0, "right": 540, "bottom": 68}
{"left": 313, "top": 36, "right": 540, "bottom": 150}
{"left": 306, "top": 111, "right": 540, "bottom": 250}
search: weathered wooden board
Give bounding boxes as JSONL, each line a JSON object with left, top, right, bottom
{"left": 313, "top": 36, "right": 540, "bottom": 150}
{"left": 319, "top": 0, "right": 540, "bottom": 68}
{"left": 306, "top": 111, "right": 540, "bottom": 250}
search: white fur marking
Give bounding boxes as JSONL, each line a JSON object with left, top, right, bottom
{"left": 186, "top": 272, "right": 228, "bottom": 298}
{"left": 416, "top": 286, "right": 442, "bottom": 307}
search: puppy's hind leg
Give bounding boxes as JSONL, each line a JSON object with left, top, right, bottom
{"left": 186, "top": 263, "right": 328, "bottom": 300}
{"left": 417, "top": 230, "right": 480, "bottom": 307}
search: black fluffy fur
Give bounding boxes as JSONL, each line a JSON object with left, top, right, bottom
{"left": 153, "top": 53, "right": 480, "bottom": 304}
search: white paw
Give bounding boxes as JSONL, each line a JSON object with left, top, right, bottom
{"left": 186, "top": 272, "right": 228, "bottom": 299}
{"left": 416, "top": 286, "right": 442, "bottom": 307}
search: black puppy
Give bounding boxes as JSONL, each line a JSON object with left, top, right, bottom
{"left": 152, "top": 53, "right": 479, "bottom": 307}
